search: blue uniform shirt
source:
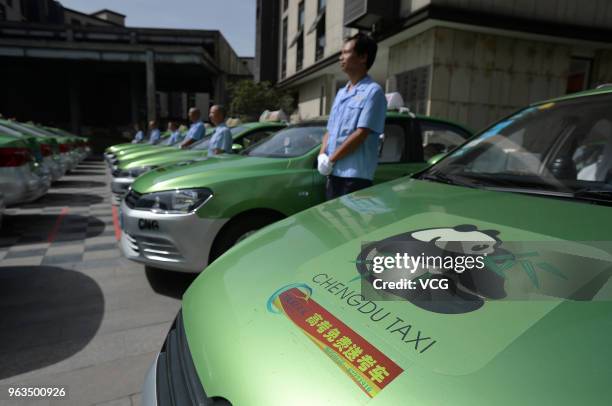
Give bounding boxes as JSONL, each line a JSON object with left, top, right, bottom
{"left": 325, "top": 75, "right": 387, "bottom": 180}
{"left": 132, "top": 130, "right": 144, "bottom": 143}
{"left": 184, "top": 121, "right": 205, "bottom": 143}
{"left": 208, "top": 123, "right": 233, "bottom": 155}
{"left": 149, "top": 129, "right": 161, "bottom": 144}
{"left": 167, "top": 130, "right": 183, "bottom": 145}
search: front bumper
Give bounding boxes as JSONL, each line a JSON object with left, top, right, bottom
{"left": 142, "top": 354, "right": 158, "bottom": 406}
{"left": 110, "top": 177, "right": 134, "bottom": 205}
{"left": 119, "top": 200, "right": 228, "bottom": 273}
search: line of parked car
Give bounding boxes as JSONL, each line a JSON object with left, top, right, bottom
{"left": 0, "top": 119, "right": 90, "bottom": 228}
{"left": 108, "top": 88, "right": 612, "bottom": 405}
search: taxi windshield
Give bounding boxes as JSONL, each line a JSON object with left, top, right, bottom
{"left": 244, "top": 125, "right": 326, "bottom": 158}
{"left": 423, "top": 93, "right": 612, "bottom": 203}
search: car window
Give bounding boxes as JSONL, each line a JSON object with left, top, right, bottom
{"left": 190, "top": 136, "right": 213, "bottom": 151}
{"left": 420, "top": 121, "right": 470, "bottom": 161}
{"left": 244, "top": 125, "right": 326, "bottom": 158}
{"left": 378, "top": 124, "right": 406, "bottom": 163}
{"left": 428, "top": 93, "right": 612, "bottom": 198}
{"left": 237, "top": 130, "right": 273, "bottom": 149}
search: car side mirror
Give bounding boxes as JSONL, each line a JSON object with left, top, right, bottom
{"left": 232, "top": 143, "right": 243, "bottom": 153}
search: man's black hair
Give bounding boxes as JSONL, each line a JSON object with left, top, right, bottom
{"left": 345, "top": 32, "right": 378, "bottom": 70}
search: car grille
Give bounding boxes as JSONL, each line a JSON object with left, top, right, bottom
{"left": 124, "top": 233, "right": 140, "bottom": 255}
{"left": 157, "top": 311, "right": 228, "bottom": 405}
{"left": 124, "top": 190, "right": 141, "bottom": 209}
{"left": 139, "top": 236, "right": 182, "bottom": 262}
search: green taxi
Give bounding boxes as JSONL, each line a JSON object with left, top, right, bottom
{"left": 143, "top": 88, "right": 612, "bottom": 405}
{"left": 120, "top": 112, "right": 471, "bottom": 273}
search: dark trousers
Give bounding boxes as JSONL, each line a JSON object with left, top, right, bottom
{"left": 325, "top": 175, "right": 373, "bottom": 200}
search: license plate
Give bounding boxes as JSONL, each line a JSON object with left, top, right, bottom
{"left": 137, "top": 218, "right": 159, "bottom": 231}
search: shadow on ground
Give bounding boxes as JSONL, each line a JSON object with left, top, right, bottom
{"left": 19, "top": 193, "right": 104, "bottom": 208}
{"left": 145, "top": 266, "right": 198, "bottom": 299}
{"left": 0, "top": 214, "right": 107, "bottom": 247}
{"left": 0, "top": 266, "right": 104, "bottom": 380}
{"left": 52, "top": 180, "right": 107, "bottom": 189}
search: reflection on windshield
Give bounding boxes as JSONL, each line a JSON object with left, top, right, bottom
{"left": 190, "top": 136, "right": 212, "bottom": 151}
{"left": 426, "top": 94, "right": 612, "bottom": 201}
{"left": 245, "top": 125, "right": 326, "bottom": 158}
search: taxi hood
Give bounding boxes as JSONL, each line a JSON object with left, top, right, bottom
{"left": 181, "top": 178, "right": 612, "bottom": 405}
{"left": 131, "top": 154, "right": 299, "bottom": 193}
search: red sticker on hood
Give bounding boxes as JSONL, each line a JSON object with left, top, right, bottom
{"left": 273, "top": 287, "right": 403, "bottom": 397}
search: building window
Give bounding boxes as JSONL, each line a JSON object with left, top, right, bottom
{"left": 296, "top": 32, "right": 304, "bottom": 71}
{"left": 283, "top": 0, "right": 288, "bottom": 12}
{"left": 394, "top": 66, "right": 430, "bottom": 114}
{"left": 7, "top": 0, "right": 13, "bottom": 8}
{"left": 281, "top": 17, "right": 288, "bottom": 79}
{"left": 566, "top": 57, "right": 592, "bottom": 94}
{"left": 0, "top": 5, "right": 6, "bottom": 21}
{"left": 296, "top": 1, "right": 305, "bottom": 71}
{"left": 298, "top": 1, "right": 304, "bottom": 28}
{"left": 314, "top": 0, "right": 326, "bottom": 61}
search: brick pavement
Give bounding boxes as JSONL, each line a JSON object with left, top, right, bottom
{"left": 0, "top": 157, "right": 196, "bottom": 406}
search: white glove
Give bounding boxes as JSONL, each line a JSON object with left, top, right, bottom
{"left": 317, "top": 154, "right": 334, "bottom": 176}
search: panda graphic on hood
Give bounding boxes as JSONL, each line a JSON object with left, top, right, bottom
{"left": 356, "top": 224, "right": 510, "bottom": 314}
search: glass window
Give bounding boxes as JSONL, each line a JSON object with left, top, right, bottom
{"left": 244, "top": 125, "right": 325, "bottom": 158}
{"left": 378, "top": 124, "right": 406, "bottom": 163}
{"left": 427, "top": 94, "right": 612, "bottom": 200}
{"left": 281, "top": 17, "right": 288, "bottom": 78}
{"left": 420, "top": 121, "right": 471, "bottom": 161}
{"left": 236, "top": 130, "right": 273, "bottom": 149}
{"left": 298, "top": 1, "right": 304, "bottom": 28}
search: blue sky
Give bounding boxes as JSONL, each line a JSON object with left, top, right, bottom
{"left": 60, "top": 0, "right": 256, "bottom": 56}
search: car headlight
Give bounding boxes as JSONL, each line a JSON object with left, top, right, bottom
{"left": 133, "top": 188, "right": 213, "bottom": 214}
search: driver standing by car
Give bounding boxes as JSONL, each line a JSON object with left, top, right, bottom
{"left": 318, "top": 33, "right": 387, "bottom": 200}
{"left": 131, "top": 123, "right": 144, "bottom": 143}
{"left": 207, "top": 105, "right": 233, "bottom": 155}
{"left": 148, "top": 120, "right": 161, "bottom": 144}
{"left": 180, "top": 107, "right": 206, "bottom": 149}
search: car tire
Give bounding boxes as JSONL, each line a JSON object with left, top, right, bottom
{"left": 209, "top": 213, "right": 283, "bottom": 264}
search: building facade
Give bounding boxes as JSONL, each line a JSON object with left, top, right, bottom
{"left": 261, "top": 0, "right": 612, "bottom": 131}
{"left": 0, "top": 0, "right": 252, "bottom": 150}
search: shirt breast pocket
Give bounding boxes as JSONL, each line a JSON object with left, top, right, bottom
{"left": 342, "top": 98, "right": 366, "bottom": 130}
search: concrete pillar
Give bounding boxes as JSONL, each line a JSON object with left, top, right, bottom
{"left": 69, "top": 76, "right": 80, "bottom": 133}
{"left": 130, "top": 70, "right": 140, "bottom": 127}
{"left": 145, "top": 50, "right": 157, "bottom": 122}
{"left": 214, "top": 74, "right": 226, "bottom": 105}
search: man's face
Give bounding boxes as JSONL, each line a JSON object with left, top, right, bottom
{"left": 189, "top": 110, "right": 200, "bottom": 123}
{"left": 148, "top": 121, "right": 156, "bottom": 130}
{"left": 339, "top": 39, "right": 367, "bottom": 74}
{"left": 209, "top": 106, "right": 223, "bottom": 125}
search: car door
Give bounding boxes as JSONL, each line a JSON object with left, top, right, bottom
{"left": 373, "top": 117, "right": 426, "bottom": 183}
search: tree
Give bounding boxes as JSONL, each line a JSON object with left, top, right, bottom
{"left": 228, "top": 80, "right": 294, "bottom": 121}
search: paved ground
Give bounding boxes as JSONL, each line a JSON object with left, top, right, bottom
{"left": 0, "top": 157, "right": 197, "bottom": 406}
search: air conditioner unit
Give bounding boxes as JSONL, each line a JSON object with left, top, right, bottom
{"left": 343, "top": 0, "right": 397, "bottom": 30}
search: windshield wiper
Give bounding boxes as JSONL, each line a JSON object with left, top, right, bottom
{"left": 572, "top": 189, "right": 612, "bottom": 203}
{"left": 419, "top": 171, "right": 477, "bottom": 188}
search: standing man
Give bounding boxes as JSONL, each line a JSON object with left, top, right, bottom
{"left": 207, "top": 105, "right": 233, "bottom": 156}
{"left": 180, "top": 108, "right": 206, "bottom": 149}
{"left": 166, "top": 121, "right": 183, "bottom": 145}
{"left": 318, "top": 33, "right": 387, "bottom": 200}
{"left": 131, "top": 123, "right": 144, "bottom": 143}
{"left": 148, "top": 120, "right": 161, "bottom": 145}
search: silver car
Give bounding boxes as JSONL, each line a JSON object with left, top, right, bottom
{"left": 0, "top": 121, "right": 66, "bottom": 182}
{"left": 0, "top": 136, "right": 49, "bottom": 206}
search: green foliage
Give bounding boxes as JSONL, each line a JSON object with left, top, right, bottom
{"left": 228, "top": 80, "right": 294, "bottom": 121}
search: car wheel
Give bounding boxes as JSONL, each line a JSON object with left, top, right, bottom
{"left": 210, "top": 213, "right": 283, "bottom": 263}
